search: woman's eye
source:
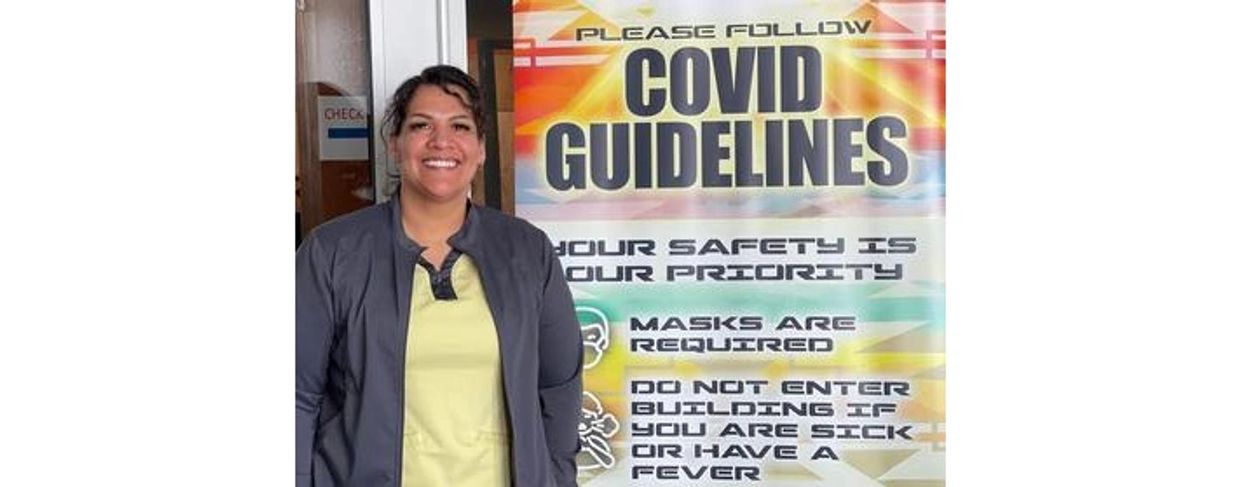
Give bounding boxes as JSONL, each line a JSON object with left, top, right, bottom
{"left": 453, "top": 123, "right": 474, "bottom": 132}
{"left": 407, "top": 121, "right": 430, "bottom": 132}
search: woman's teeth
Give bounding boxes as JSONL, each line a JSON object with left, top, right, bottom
{"left": 424, "top": 159, "right": 458, "bottom": 168}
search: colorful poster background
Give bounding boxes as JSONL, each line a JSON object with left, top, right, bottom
{"left": 514, "top": 1, "right": 945, "bottom": 484}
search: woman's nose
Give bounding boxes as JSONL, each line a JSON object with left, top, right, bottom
{"left": 427, "top": 126, "right": 450, "bottom": 147}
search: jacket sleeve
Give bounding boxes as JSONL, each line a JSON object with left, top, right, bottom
{"left": 536, "top": 236, "right": 584, "bottom": 486}
{"left": 296, "top": 233, "right": 337, "bottom": 487}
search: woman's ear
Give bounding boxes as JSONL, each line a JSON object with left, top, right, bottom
{"left": 477, "top": 136, "right": 487, "bottom": 169}
{"left": 386, "top": 134, "right": 399, "bottom": 160}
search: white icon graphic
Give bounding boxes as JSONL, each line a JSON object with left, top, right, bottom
{"left": 578, "top": 391, "right": 619, "bottom": 470}
{"left": 576, "top": 306, "right": 610, "bottom": 370}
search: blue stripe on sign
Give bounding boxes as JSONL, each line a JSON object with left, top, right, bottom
{"left": 327, "top": 128, "right": 369, "bottom": 139}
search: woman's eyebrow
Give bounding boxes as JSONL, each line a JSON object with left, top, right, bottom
{"left": 407, "top": 112, "right": 471, "bottom": 121}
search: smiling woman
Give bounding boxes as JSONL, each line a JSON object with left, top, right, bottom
{"left": 391, "top": 81, "right": 483, "bottom": 197}
{"left": 296, "top": 65, "right": 584, "bottom": 487}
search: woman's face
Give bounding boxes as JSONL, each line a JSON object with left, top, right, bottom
{"left": 391, "top": 84, "right": 484, "bottom": 205}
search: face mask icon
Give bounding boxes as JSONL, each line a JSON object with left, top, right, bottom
{"left": 577, "top": 391, "right": 619, "bottom": 470}
{"left": 576, "top": 306, "right": 610, "bottom": 370}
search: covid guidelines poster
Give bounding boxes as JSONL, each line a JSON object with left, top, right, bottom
{"left": 513, "top": 1, "right": 945, "bottom": 484}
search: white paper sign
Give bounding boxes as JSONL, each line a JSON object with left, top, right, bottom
{"left": 318, "top": 96, "right": 370, "bottom": 161}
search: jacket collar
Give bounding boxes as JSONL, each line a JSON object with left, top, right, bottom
{"left": 388, "top": 187, "right": 484, "bottom": 256}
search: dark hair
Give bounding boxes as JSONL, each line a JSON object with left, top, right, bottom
{"left": 381, "top": 64, "right": 486, "bottom": 141}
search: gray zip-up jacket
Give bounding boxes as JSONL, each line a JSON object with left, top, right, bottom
{"left": 296, "top": 196, "right": 583, "bottom": 486}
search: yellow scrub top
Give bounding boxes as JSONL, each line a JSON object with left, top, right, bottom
{"left": 402, "top": 252, "right": 510, "bottom": 486}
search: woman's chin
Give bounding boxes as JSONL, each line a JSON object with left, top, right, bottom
{"left": 404, "top": 184, "right": 468, "bottom": 204}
